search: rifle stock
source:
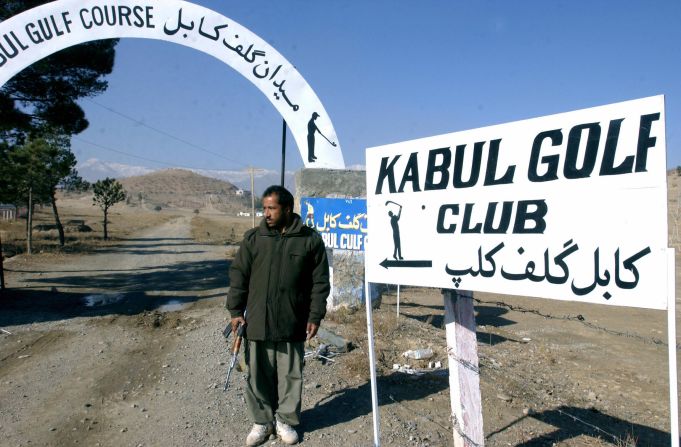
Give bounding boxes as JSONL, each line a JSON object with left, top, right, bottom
{"left": 224, "top": 321, "right": 246, "bottom": 391}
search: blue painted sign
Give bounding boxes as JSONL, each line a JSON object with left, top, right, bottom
{"left": 301, "top": 197, "right": 367, "bottom": 251}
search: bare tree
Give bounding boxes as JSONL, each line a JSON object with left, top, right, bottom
{"left": 92, "top": 178, "right": 126, "bottom": 240}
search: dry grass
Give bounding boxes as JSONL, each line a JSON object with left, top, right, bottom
{"left": 668, "top": 171, "right": 681, "bottom": 249}
{"left": 326, "top": 295, "right": 445, "bottom": 381}
{"left": 190, "top": 214, "right": 253, "bottom": 245}
{"left": 0, "top": 194, "right": 254, "bottom": 261}
{"left": 324, "top": 305, "right": 359, "bottom": 325}
{"left": 0, "top": 195, "right": 179, "bottom": 257}
{"left": 615, "top": 432, "right": 638, "bottom": 447}
{"left": 224, "top": 246, "right": 240, "bottom": 259}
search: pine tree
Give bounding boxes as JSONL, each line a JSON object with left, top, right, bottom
{"left": 7, "top": 132, "right": 76, "bottom": 251}
{"left": 92, "top": 178, "right": 126, "bottom": 241}
{"left": 0, "top": 1, "right": 118, "bottom": 143}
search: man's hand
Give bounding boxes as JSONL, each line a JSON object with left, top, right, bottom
{"left": 306, "top": 322, "right": 319, "bottom": 340}
{"left": 231, "top": 316, "right": 246, "bottom": 333}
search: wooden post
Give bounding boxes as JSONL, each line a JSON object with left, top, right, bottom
{"left": 444, "top": 289, "right": 484, "bottom": 447}
{"left": 0, "top": 231, "right": 5, "bottom": 291}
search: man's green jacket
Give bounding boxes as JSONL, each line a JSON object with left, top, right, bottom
{"left": 227, "top": 213, "right": 330, "bottom": 342}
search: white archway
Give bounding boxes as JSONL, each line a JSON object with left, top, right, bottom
{"left": 0, "top": 0, "right": 344, "bottom": 168}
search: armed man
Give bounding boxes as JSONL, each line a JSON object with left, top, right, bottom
{"left": 227, "top": 185, "right": 330, "bottom": 446}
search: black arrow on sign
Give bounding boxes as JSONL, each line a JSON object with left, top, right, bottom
{"left": 379, "top": 259, "right": 432, "bottom": 269}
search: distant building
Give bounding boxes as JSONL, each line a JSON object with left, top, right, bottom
{"left": 235, "top": 189, "right": 245, "bottom": 196}
{"left": 237, "top": 211, "right": 251, "bottom": 217}
{"left": 0, "top": 204, "right": 16, "bottom": 220}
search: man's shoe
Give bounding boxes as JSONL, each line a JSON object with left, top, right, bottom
{"left": 246, "top": 423, "right": 273, "bottom": 446}
{"left": 276, "top": 420, "right": 299, "bottom": 445}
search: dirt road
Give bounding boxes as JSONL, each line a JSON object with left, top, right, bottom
{"left": 0, "top": 215, "right": 241, "bottom": 446}
{"left": 1, "top": 215, "right": 678, "bottom": 446}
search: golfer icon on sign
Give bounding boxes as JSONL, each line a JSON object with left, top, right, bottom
{"left": 307, "top": 112, "right": 337, "bottom": 163}
{"left": 386, "top": 201, "right": 403, "bottom": 260}
{"left": 379, "top": 202, "right": 432, "bottom": 271}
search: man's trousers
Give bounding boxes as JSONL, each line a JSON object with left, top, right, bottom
{"left": 244, "top": 340, "right": 304, "bottom": 426}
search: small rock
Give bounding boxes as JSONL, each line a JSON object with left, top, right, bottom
{"left": 403, "top": 348, "right": 433, "bottom": 360}
{"left": 496, "top": 393, "right": 512, "bottom": 402}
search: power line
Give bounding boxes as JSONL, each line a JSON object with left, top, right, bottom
{"left": 73, "top": 136, "right": 242, "bottom": 172}
{"left": 85, "top": 98, "right": 248, "bottom": 168}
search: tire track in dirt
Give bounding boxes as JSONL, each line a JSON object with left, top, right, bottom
{"left": 0, "top": 213, "right": 232, "bottom": 447}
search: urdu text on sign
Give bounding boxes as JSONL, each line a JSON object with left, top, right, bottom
{"left": 302, "top": 198, "right": 367, "bottom": 251}
{"left": 365, "top": 96, "right": 668, "bottom": 310}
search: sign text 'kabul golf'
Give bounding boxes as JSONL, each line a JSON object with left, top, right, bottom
{"left": 366, "top": 96, "right": 668, "bottom": 309}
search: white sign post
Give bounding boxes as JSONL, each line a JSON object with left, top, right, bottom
{"left": 668, "top": 248, "right": 679, "bottom": 447}
{"left": 364, "top": 239, "right": 381, "bottom": 447}
{"left": 365, "top": 96, "right": 675, "bottom": 445}
{"left": 0, "top": 0, "right": 344, "bottom": 169}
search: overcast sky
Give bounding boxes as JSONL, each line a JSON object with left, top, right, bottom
{"left": 62, "top": 0, "right": 681, "bottom": 184}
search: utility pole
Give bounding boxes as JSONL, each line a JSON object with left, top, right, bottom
{"left": 281, "top": 119, "right": 287, "bottom": 186}
{"left": 247, "top": 166, "right": 265, "bottom": 227}
{"left": 250, "top": 166, "right": 256, "bottom": 228}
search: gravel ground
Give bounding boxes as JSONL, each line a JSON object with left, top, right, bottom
{"left": 1, "top": 214, "right": 678, "bottom": 446}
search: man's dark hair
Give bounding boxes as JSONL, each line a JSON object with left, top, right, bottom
{"left": 262, "top": 185, "right": 294, "bottom": 210}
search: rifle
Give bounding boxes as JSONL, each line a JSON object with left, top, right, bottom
{"left": 223, "top": 319, "right": 246, "bottom": 391}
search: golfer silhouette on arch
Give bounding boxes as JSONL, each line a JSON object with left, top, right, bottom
{"left": 307, "top": 112, "right": 337, "bottom": 162}
{"left": 386, "top": 201, "right": 403, "bottom": 260}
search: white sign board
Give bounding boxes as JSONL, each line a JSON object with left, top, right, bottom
{"left": 366, "top": 96, "right": 668, "bottom": 309}
{"left": 0, "top": 0, "right": 344, "bottom": 168}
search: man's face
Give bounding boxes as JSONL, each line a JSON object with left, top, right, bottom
{"left": 263, "top": 194, "right": 288, "bottom": 229}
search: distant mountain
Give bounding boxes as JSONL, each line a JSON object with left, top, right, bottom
{"left": 77, "top": 158, "right": 296, "bottom": 195}
{"left": 78, "top": 158, "right": 155, "bottom": 180}
{"left": 118, "top": 169, "right": 251, "bottom": 212}
{"left": 191, "top": 168, "right": 297, "bottom": 196}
